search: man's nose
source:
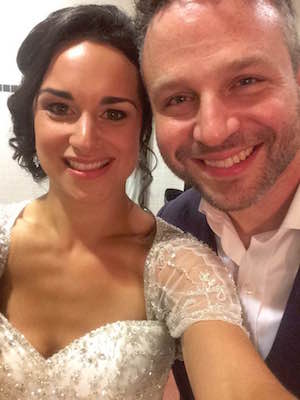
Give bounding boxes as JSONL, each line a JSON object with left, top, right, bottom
{"left": 69, "top": 113, "right": 99, "bottom": 153}
{"left": 192, "top": 93, "right": 240, "bottom": 147}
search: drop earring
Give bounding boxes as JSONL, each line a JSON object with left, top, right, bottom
{"left": 33, "top": 154, "right": 40, "bottom": 168}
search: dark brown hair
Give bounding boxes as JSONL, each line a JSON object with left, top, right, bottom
{"left": 8, "top": 4, "right": 153, "bottom": 206}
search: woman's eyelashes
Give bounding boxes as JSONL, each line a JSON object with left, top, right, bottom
{"left": 101, "top": 109, "right": 127, "bottom": 121}
{"left": 42, "top": 101, "right": 127, "bottom": 122}
{"left": 46, "top": 102, "right": 72, "bottom": 117}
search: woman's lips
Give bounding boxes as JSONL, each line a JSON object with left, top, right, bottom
{"left": 67, "top": 158, "right": 111, "bottom": 171}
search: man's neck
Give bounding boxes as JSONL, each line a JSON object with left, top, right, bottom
{"left": 229, "top": 166, "right": 299, "bottom": 249}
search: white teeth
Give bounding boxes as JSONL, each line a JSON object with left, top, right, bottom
{"left": 233, "top": 155, "right": 240, "bottom": 163}
{"left": 203, "top": 146, "right": 254, "bottom": 168}
{"left": 239, "top": 150, "right": 247, "bottom": 161}
{"left": 224, "top": 158, "right": 233, "bottom": 168}
{"left": 68, "top": 159, "right": 110, "bottom": 171}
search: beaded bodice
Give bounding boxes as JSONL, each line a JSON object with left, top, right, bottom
{"left": 0, "top": 203, "right": 243, "bottom": 399}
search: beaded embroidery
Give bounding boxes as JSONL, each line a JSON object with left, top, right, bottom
{"left": 0, "top": 203, "right": 244, "bottom": 399}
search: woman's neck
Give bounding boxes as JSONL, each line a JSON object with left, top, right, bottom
{"left": 30, "top": 189, "right": 138, "bottom": 248}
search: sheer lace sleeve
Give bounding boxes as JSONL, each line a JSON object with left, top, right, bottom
{"left": 145, "top": 219, "right": 244, "bottom": 339}
{"left": 0, "top": 204, "right": 10, "bottom": 278}
{"left": 0, "top": 202, "right": 28, "bottom": 279}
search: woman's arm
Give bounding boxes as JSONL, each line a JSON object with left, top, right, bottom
{"left": 182, "top": 320, "right": 295, "bottom": 400}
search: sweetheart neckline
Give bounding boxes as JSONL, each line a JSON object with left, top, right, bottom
{"left": 0, "top": 312, "right": 165, "bottom": 362}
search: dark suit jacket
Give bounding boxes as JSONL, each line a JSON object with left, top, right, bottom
{"left": 158, "top": 188, "right": 300, "bottom": 398}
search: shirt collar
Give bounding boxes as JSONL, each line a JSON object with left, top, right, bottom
{"left": 199, "top": 184, "right": 300, "bottom": 233}
{"left": 199, "top": 197, "right": 230, "bottom": 228}
{"left": 281, "top": 185, "right": 300, "bottom": 230}
{"left": 199, "top": 197, "right": 246, "bottom": 265}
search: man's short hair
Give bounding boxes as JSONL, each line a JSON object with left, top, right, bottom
{"left": 135, "top": 0, "right": 300, "bottom": 70}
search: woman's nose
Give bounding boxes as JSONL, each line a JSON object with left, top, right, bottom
{"left": 69, "top": 113, "right": 99, "bottom": 153}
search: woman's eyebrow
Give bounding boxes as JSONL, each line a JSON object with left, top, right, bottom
{"left": 38, "top": 87, "right": 73, "bottom": 100}
{"left": 37, "top": 90, "right": 138, "bottom": 109}
{"left": 100, "top": 96, "right": 138, "bottom": 109}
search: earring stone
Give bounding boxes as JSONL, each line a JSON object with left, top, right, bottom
{"left": 33, "top": 154, "right": 40, "bottom": 168}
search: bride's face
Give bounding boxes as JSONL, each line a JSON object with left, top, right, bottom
{"left": 33, "top": 40, "right": 143, "bottom": 201}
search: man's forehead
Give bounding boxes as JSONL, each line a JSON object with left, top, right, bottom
{"left": 145, "top": 0, "right": 282, "bottom": 52}
{"left": 142, "top": 0, "right": 290, "bottom": 90}
{"left": 151, "top": 0, "right": 279, "bottom": 21}
{"left": 146, "top": 0, "right": 281, "bottom": 44}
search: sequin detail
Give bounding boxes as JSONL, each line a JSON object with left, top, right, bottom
{"left": 0, "top": 316, "right": 174, "bottom": 399}
{"left": 0, "top": 203, "right": 245, "bottom": 399}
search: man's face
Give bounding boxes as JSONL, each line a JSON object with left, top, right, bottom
{"left": 142, "top": 0, "right": 300, "bottom": 211}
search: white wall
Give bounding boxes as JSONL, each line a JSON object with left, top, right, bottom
{"left": 147, "top": 131, "right": 183, "bottom": 214}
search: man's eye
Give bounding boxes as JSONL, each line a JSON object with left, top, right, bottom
{"left": 236, "top": 77, "right": 260, "bottom": 87}
{"left": 47, "top": 103, "right": 70, "bottom": 116}
{"left": 103, "top": 110, "right": 126, "bottom": 121}
{"left": 167, "top": 95, "right": 192, "bottom": 106}
{"left": 168, "top": 95, "right": 187, "bottom": 106}
{"left": 170, "top": 95, "right": 187, "bottom": 105}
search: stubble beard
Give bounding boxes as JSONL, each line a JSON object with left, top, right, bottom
{"left": 162, "top": 116, "right": 300, "bottom": 212}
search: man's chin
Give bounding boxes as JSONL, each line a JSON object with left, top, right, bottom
{"left": 191, "top": 180, "right": 260, "bottom": 212}
{"left": 163, "top": 164, "right": 262, "bottom": 211}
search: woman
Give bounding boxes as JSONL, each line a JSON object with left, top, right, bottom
{"left": 0, "top": 4, "right": 294, "bottom": 399}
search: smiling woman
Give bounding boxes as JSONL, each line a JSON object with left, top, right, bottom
{"left": 32, "top": 40, "right": 143, "bottom": 201}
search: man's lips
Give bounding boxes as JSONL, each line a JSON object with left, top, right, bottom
{"left": 197, "top": 146, "right": 255, "bottom": 169}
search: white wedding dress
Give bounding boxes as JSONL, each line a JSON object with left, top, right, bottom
{"left": 0, "top": 202, "right": 244, "bottom": 399}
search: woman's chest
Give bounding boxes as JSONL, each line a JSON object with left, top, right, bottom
{"left": 0, "top": 236, "right": 148, "bottom": 359}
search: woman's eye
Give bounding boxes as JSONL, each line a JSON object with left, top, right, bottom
{"left": 103, "top": 109, "right": 126, "bottom": 121}
{"left": 47, "top": 103, "right": 70, "bottom": 116}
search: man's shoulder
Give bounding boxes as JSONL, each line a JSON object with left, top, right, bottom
{"left": 158, "top": 187, "right": 201, "bottom": 220}
{"left": 157, "top": 188, "right": 216, "bottom": 249}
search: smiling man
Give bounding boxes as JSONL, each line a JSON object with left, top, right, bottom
{"left": 135, "top": 0, "right": 300, "bottom": 398}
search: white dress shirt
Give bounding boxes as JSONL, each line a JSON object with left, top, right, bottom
{"left": 199, "top": 186, "right": 300, "bottom": 359}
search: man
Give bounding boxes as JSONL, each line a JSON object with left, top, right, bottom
{"left": 135, "top": 0, "right": 300, "bottom": 398}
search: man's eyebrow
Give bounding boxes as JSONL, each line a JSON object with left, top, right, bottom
{"left": 37, "top": 88, "right": 73, "bottom": 100}
{"left": 150, "top": 79, "right": 188, "bottom": 98}
{"left": 100, "top": 96, "right": 138, "bottom": 109}
{"left": 224, "top": 56, "right": 273, "bottom": 71}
